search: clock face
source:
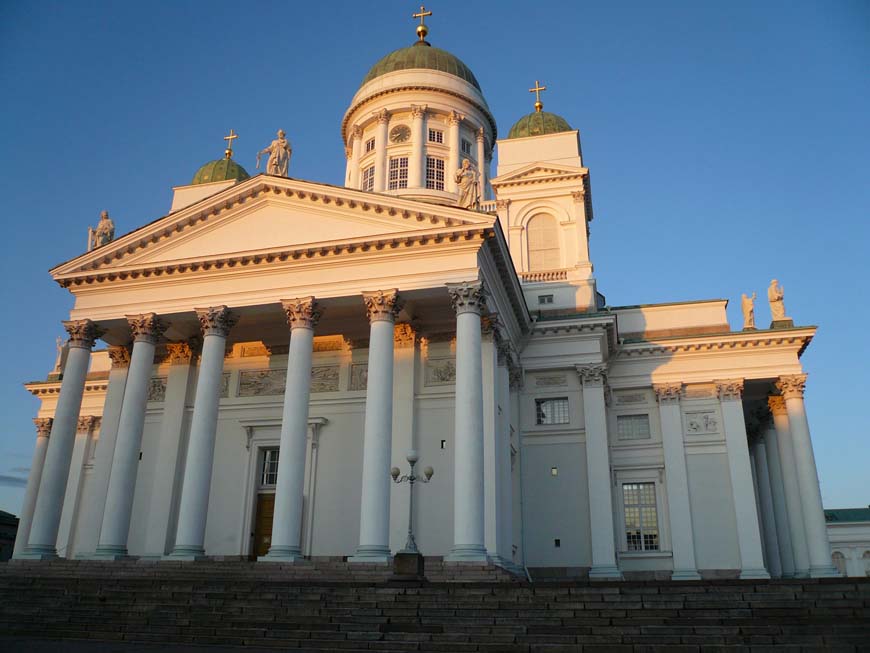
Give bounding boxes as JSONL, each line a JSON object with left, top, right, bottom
{"left": 389, "top": 125, "right": 411, "bottom": 143}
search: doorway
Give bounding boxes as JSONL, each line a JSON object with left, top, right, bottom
{"left": 251, "top": 493, "right": 275, "bottom": 560}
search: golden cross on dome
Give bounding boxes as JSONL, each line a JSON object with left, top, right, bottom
{"left": 529, "top": 80, "right": 547, "bottom": 112}
{"left": 223, "top": 129, "right": 239, "bottom": 159}
{"left": 412, "top": 5, "right": 432, "bottom": 42}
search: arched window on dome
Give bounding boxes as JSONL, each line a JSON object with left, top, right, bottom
{"left": 831, "top": 550, "right": 847, "bottom": 576}
{"left": 526, "top": 214, "right": 561, "bottom": 271}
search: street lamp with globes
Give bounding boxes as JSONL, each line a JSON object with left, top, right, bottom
{"left": 391, "top": 449, "right": 434, "bottom": 554}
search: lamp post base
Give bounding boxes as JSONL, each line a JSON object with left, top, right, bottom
{"left": 392, "top": 551, "right": 424, "bottom": 580}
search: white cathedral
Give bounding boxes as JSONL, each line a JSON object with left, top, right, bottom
{"left": 14, "top": 15, "right": 838, "bottom": 581}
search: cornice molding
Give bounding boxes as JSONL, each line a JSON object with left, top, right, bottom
{"left": 616, "top": 330, "right": 815, "bottom": 359}
{"left": 27, "top": 380, "right": 109, "bottom": 397}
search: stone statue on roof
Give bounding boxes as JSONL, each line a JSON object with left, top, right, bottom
{"left": 88, "top": 210, "right": 115, "bottom": 251}
{"left": 257, "top": 129, "right": 292, "bottom": 177}
{"left": 741, "top": 292, "right": 756, "bottom": 330}
{"left": 768, "top": 279, "right": 787, "bottom": 322}
{"left": 454, "top": 158, "right": 479, "bottom": 209}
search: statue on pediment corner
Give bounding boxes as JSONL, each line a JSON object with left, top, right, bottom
{"left": 88, "top": 210, "right": 115, "bottom": 251}
{"left": 741, "top": 292, "right": 757, "bottom": 330}
{"left": 454, "top": 158, "right": 479, "bottom": 209}
{"left": 768, "top": 279, "right": 787, "bottom": 321}
{"left": 257, "top": 129, "right": 292, "bottom": 177}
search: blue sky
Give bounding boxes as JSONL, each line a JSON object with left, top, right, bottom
{"left": 0, "top": 0, "right": 867, "bottom": 516}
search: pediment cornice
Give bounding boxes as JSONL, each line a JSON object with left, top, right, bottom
{"left": 616, "top": 327, "right": 816, "bottom": 359}
{"left": 490, "top": 162, "right": 588, "bottom": 189}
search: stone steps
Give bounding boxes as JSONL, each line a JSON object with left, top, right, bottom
{"left": 1, "top": 562, "right": 868, "bottom": 651}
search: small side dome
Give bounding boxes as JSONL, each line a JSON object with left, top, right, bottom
{"left": 507, "top": 111, "right": 573, "bottom": 139}
{"left": 191, "top": 158, "right": 250, "bottom": 185}
{"left": 361, "top": 43, "right": 482, "bottom": 92}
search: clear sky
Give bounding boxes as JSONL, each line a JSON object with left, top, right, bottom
{"left": 0, "top": 0, "right": 868, "bottom": 518}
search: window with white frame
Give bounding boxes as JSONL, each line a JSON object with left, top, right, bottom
{"left": 261, "top": 449, "right": 279, "bottom": 486}
{"left": 428, "top": 128, "right": 444, "bottom": 143}
{"left": 535, "top": 397, "right": 569, "bottom": 425}
{"left": 461, "top": 138, "right": 472, "bottom": 156}
{"left": 388, "top": 156, "right": 408, "bottom": 190}
{"left": 527, "top": 214, "right": 561, "bottom": 271}
{"left": 361, "top": 165, "right": 375, "bottom": 192}
{"left": 365, "top": 138, "right": 375, "bottom": 153}
{"left": 623, "top": 482, "right": 659, "bottom": 551}
{"left": 425, "top": 156, "right": 445, "bottom": 190}
{"left": 617, "top": 414, "right": 651, "bottom": 441}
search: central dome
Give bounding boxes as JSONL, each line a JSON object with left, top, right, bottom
{"left": 361, "top": 42, "right": 481, "bottom": 91}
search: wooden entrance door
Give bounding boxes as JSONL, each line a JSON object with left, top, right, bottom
{"left": 251, "top": 493, "right": 275, "bottom": 559}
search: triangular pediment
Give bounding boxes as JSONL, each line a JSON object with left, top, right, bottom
{"left": 52, "top": 176, "right": 495, "bottom": 279}
{"left": 491, "top": 162, "right": 587, "bottom": 187}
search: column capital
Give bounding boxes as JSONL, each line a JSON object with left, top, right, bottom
{"left": 447, "top": 280, "right": 487, "bottom": 316}
{"left": 281, "top": 297, "right": 321, "bottom": 330}
{"left": 480, "top": 313, "right": 502, "bottom": 341}
{"left": 715, "top": 379, "right": 744, "bottom": 401}
{"left": 448, "top": 110, "right": 464, "bottom": 126}
{"left": 576, "top": 364, "right": 607, "bottom": 387}
{"left": 165, "top": 342, "right": 195, "bottom": 364}
{"left": 373, "top": 108, "right": 390, "bottom": 124}
{"left": 410, "top": 103, "right": 428, "bottom": 119}
{"left": 195, "top": 305, "right": 237, "bottom": 338}
{"left": 126, "top": 313, "right": 168, "bottom": 345}
{"left": 393, "top": 322, "right": 417, "bottom": 348}
{"left": 362, "top": 289, "right": 402, "bottom": 323}
{"left": 654, "top": 382, "right": 683, "bottom": 404}
{"left": 33, "top": 417, "right": 53, "bottom": 438}
{"left": 776, "top": 374, "right": 807, "bottom": 400}
{"left": 76, "top": 415, "right": 99, "bottom": 433}
{"left": 496, "top": 198, "right": 511, "bottom": 210}
{"left": 571, "top": 189, "right": 586, "bottom": 203}
{"left": 352, "top": 125, "right": 363, "bottom": 140}
{"left": 344, "top": 146, "right": 353, "bottom": 160}
{"left": 768, "top": 395, "right": 788, "bottom": 415}
{"left": 62, "top": 319, "right": 104, "bottom": 349}
{"left": 108, "top": 345, "right": 132, "bottom": 369}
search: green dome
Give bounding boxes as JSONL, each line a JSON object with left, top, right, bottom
{"left": 191, "top": 157, "right": 250, "bottom": 185}
{"left": 361, "top": 43, "right": 481, "bottom": 91}
{"left": 507, "top": 111, "right": 573, "bottom": 139}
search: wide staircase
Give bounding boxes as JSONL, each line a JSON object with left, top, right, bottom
{"left": 1, "top": 559, "right": 868, "bottom": 651}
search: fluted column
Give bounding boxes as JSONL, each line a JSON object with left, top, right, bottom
{"left": 776, "top": 375, "right": 838, "bottom": 577}
{"left": 13, "top": 419, "right": 53, "bottom": 557}
{"left": 262, "top": 297, "right": 320, "bottom": 562}
{"left": 373, "top": 109, "right": 390, "bottom": 192}
{"left": 476, "top": 127, "right": 486, "bottom": 201}
{"left": 752, "top": 435, "right": 782, "bottom": 577}
{"left": 717, "top": 379, "right": 768, "bottom": 578}
{"left": 56, "top": 415, "right": 99, "bottom": 557}
{"left": 763, "top": 402, "right": 795, "bottom": 576}
{"left": 24, "top": 319, "right": 103, "bottom": 559}
{"left": 351, "top": 289, "right": 401, "bottom": 562}
{"left": 96, "top": 313, "right": 167, "bottom": 558}
{"left": 447, "top": 111, "right": 463, "bottom": 192}
{"left": 578, "top": 364, "right": 620, "bottom": 578}
{"left": 446, "top": 280, "right": 488, "bottom": 561}
{"left": 168, "top": 306, "right": 236, "bottom": 559}
{"left": 654, "top": 383, "right": 700, "bottom": 580}
{"left": 348, "top": 125, "right": 363, "bottom": 189}
{"left": 409, "top": 104, "right": 427, "bottom": 189}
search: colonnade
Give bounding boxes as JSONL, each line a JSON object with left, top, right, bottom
{"left": 18, "top": 281, "right": 493, "bottom": 563}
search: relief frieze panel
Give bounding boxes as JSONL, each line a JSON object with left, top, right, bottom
{"left": 349, "top": 364, "right": 368, "bottom": 391}
{"left": 311, "top": 366, "right": 340, "bottom": 393}
{"left": 238, "top": 369, "right": 286, "bottom": 397}
{"left": 425, "top": 358, "right": 456, "bottom": 386}
{"left": 147, "top": 377, "right": 167, "bottom": 402}
{"left": 684, "top": 410, "right": 719, "bottom": 435}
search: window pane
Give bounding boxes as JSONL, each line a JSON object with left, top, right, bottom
{"left": 388, "top": 157, "right": 408, "bottom": 190}
{"left": 426, "top": 157, "right": 445, "bottom": 190}
{"left": 261, "top": 449, "right": 279, "bottom": 486}
{"left": 623, "top": 481, "right": 659, "bottom": 551}
{"left": 617, "top": 414, "right": 651, "bottom": 440}
{"left": 535, "top": 398, "right": 569, "bottom": 425}
{"left": 428, "top": 129, "right": 443, "bottom": 143}
{"left": 362, "top": 165, "right": 375, "bottom": 192}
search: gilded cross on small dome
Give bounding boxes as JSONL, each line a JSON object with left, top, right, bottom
{"left": 412, "top": 5, "right": 432, "bottom": 42}
{"left": 529, "top": 80, "right": 547, "bottom": 112}
{"left": 223, "top": 129, "right": 239, "bottom": 159}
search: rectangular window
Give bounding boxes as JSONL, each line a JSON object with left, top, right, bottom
{"left": 425, "top": 156, "right": 445, "bottom": 190}
{"left": 261, "top": 449, "right": 279, "bottom": 486}
{"left": 388, "top": 157, "right": 408, "bottom": 190}
{"left": 623, "top": 482, "right": 659, "bottom": 551}
{"left": 461, "top": 139, "right": 472, "bottom": 156}
{"left": 365, "top": 138, "right": 375, "bottom": 153}
{"left": 535, "top": 397, "right": 569, "bottom": 425}
{"left": 538, "top": 294, "right": 554, "bottom": 305}
{"left": 617, "top": 414, "right": 651, "bottom": 441}
{"left": 361, "top": 165, "right": 375, "bottom": 192}
{"left": 428, "top": 128, "right": 444, "bottom": 144}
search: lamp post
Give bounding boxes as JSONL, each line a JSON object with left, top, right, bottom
{"left": 391, "top": 449, "right": 433, "bottom": 577}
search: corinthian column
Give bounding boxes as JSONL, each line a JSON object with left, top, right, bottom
{"left": 654, "top": 383, "right": 700, "bottom": 580}
{"left": 476, "top": 127, "right": 486, "bottom": 200}
{"left": 348, "top": 125, "right": 363, "bottom": 189}
{"left": 262, "top": 297, "right": 321, "bottom": 562}
{"left": 13, "top": 419, "right": 53, "bottom": 557}
{"left": 447, "top": 111, "right": 463, "bottom": 193}
{"left": 578, "top": 364, "right": 620, "bottom": 578}
{"left": 24, "top": 319, "right": 103, "bottom": 559}
{"left": 717, "top": 379, "right": 768, "bottom": 578}
{"left": 762, "top": 407, "right": 796, "bottom": 577}
{"left": 373, "top": 109, "right": 390, "bottom": 192}
{"left": 446, "top": 280, "right": 488, "bottom": 561}
{"left": 775, "top": 375, "right": 838, "bottom": 577}
{"left": 96, "top": 313, "right": 167, "bottom": 558}
{"left": 409, "top": 104, "right": 427, "bottom": 189}
{"left": 168, "top": 306, "right": 236, "bottom": 559}
{"left": 351, "top": 289, "right": 401, "bottom": 562}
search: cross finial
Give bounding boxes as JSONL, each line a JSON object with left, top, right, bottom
{"left": 412, "top": 5, "right": 432, "bottom": 42}
{"left": 223, "top": 129, "right": 239, "bottom": 159}
{"left": 529, "top": 80, "right": 547, "bottom": 112}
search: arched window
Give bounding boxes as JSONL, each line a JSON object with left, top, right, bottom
{"left": 831, "top": 551, "right": 847, "bottom": 576}
{"left": 526, "top": 214, "right": 560, "bottom": 271}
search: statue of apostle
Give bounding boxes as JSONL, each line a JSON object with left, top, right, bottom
{"left": 768, "top": 279, "right": 787, "bottom": 321}
{"left": 741, "top": 292, "right": 757, "bottom": 330}
{"left": 454, "top": 158, "right": 479, "bottom": 209}
{"left": 257, "top": 129, "right": 292, "bottom": 177}
{"left": 88, "top": 210, "right": 115, "bottom": 251}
